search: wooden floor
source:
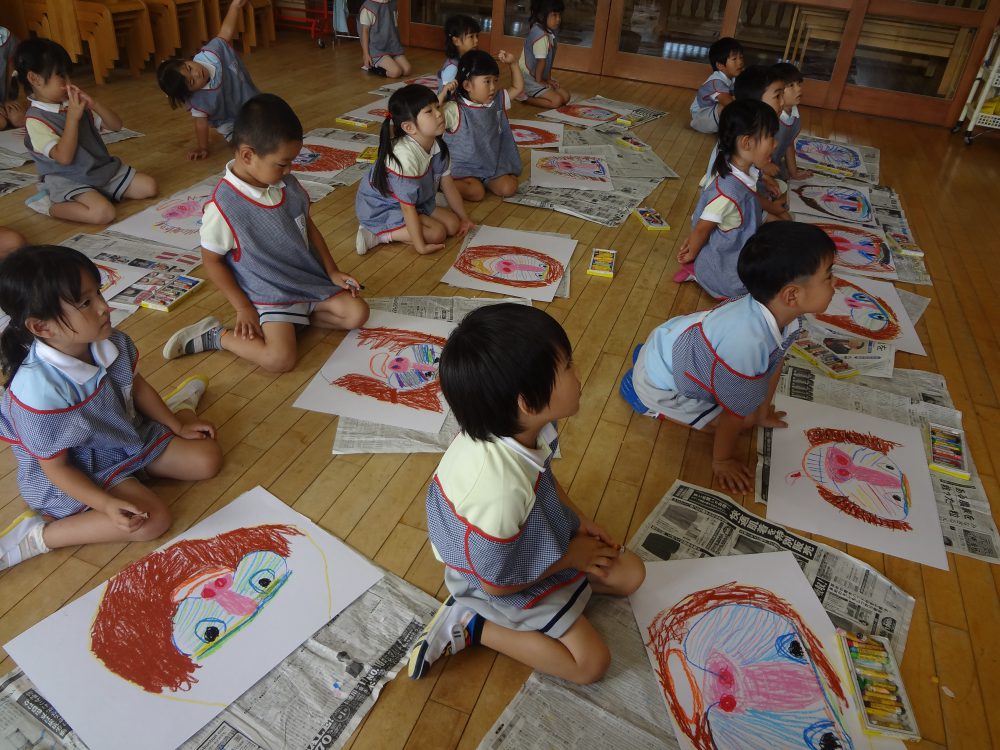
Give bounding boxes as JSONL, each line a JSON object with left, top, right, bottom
{"left": 1, "top": 32, "right": 999, "bottom": 750}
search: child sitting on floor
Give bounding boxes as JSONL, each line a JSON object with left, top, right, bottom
{"left": 623, "top": 222, "right": 836, "bottom": 494}
{"left": 360, "top": 0, "right": 410, "bottom": 78}
{"left": 439, "top": 14, "right": 480, "bottom": 90}
{"left": 518, "top": 0, "right": 571, "bottom": 107}
{"left": 156, "top": 0, "right": 260, "bottom": 160}
{"left": 689, "top": 36, "right": 744, "bottom": 134}
{"left": 0, "top": 245, "right": 222, "bottom": 572}
{"left": 0, "top": 26, "right": 25, "bottom": 130}
{"left": 163, "top": 94, "right": 369, "bottom": 373}
{"left": 408, "top": 303, "right": 645, "bottom": 684}
{"left": 770, "top": 62, "right": 811, "bottom": 181}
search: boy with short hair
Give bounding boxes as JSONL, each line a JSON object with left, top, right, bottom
{"left": 623, "top": 222, "right": 836, "bottom": 493}
{"left": 770, "top": 62, "right": 811, "bottom": 181}
{"left": 690, "top": 37, "right": 744, "bottom": 134}
{"left": 409, "top": 303, "right": 645, "bottom": 685}
{"left": 163, "top": 94, "right": 370, "bottom": 373}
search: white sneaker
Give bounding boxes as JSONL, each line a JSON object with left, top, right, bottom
{"left": 25, "top": 189, "right": 51, "bottom": 216}
{"left": 164, "top": 374, "right": 209, "bottom": 413}
{"left": 0, "top": 511, "right": 48, "bottom": 571}
{"left": 162, "top": 316, "right": 221, "bottom": 360}
{"left": 355, "top": 226, "right": 379, "bottom": 256}
{"left": 407, "top": 595, "right": 475, "bottom": 679}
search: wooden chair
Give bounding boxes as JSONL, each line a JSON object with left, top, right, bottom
{"left": 218, "top": 0, "right": 273, "bottom": 54}
{"left": 74, "top": 1, "right": 119, "bottom": 84}
{"left": 93, "top": 0, "right": 156, "bottom": 75}
{"left": 143, "top": 0, "right": 209, "bottom": 60}
{"left": 22, "top": 0, "right": 119, "bottom": 84}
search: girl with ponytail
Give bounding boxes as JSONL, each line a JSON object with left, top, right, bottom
{"left": 673, "top": 99, "right": 779, "bottom": 300}
{"left": 354, "top": 84, "right": 473, "bottom": 255}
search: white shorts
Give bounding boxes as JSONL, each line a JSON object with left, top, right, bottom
{"left": 633, "top": 347, "right": 721, "bottom": 429}
{"left": 690, "top": 104, "right": 720, "bottom": 134}
{"left": 253, "top": 301, "right": 318, "bottom": 326}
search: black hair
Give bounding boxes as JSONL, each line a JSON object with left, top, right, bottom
{"left": 231, "top": 93, "right": 303, "bottom": 155}
{"left": 156, "top": 58, "right": 192, "bottom": 108}
{"left": 455, "top": 50, "right": 500, "bottom": 101}
{"left": 529, "top": 0, "right": 565, "bottom": 29}
{"left": 11, "top": 38, "right": 72, "bottom": 99}
{"left": 737, "top": 222, "right": 835, "bottom": 303}
{"left": 713, "top": 99, "right": 778, "bottom": 177}
{"left": 708, "top": 37, "right": 743, "bottom": 71}
{"left": 444, "top": 15, "right": 480, "bottom": 59}
{"left": 439, "top": 303, "right": 572, "bottom": 441}
{"left": 770, "top": 62, "right": 804, "bottom": 85}
{"left": 733, "top": 64, "right": 783, "bottom": 101}
{"left": 372, "top": 84, "right": 449, "bottom": 196}
{"left": 0, "top": 245, "right": 102, "bottom": 387}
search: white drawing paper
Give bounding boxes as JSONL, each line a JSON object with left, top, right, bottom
{"left": 292, "top": 136, "right": 366, "bottom": 182}
{"left": 5, "top": 486, "right": 383, "bottom": 750}
{"left": 108, "top": 176, "right": 219, "bottom": 251}
{"left": 795, "top": 215, "right": 898, "bottom": 280}
{"left": 530, "top": 149, "right": 613, "bottom": 192}
{"left": 537, "top": 98, "right": 631, "bottom": 128}
{"left": 294, "top": 309, "right": 455, "bottom": 431}
{"left": 339, "top": 97, "right": 393, "bottom": 124}
{"left": 809, "top": 273, "right": 925, "bottom": 355}
{"left": 0, "top": 126, "right": 30, "bottom": 155}
{"left": 440, "top": 224, "right": 577, "bottom": 302}
{"left": 369, "top": 72, "right": 440, "bottom": 96}
{"left": 509, "top": 119, "right": 564, "bottom": 149}
{"left": 630, "top": 551, "right": 870, "bottom": 750}
{"left": 95, "top": 260, "right": 151, "bottom": 302}
{"left": 789, "top": 180, "right": 877, "bottom": 226}
{"left": 765, "top": 394, "right": 947, "bottom": 569}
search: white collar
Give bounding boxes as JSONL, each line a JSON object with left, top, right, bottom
{"left": 222, "top": 160, "right": 285, "bottom": 199}
{"left": 498, "top": 424, "right": 556, "bottom": 472}
{"left": 199, "top": 59, "right": 217, "bottom": 88}
{"left": 714, "top": 71, "right": 734, "bottom": 87}
{"left": 34, "top": 337, "right": 120, "bottom": 384}
{"left": 780, "top": 106, "right": 799, "bottom": 125}
{"left": 402, "top": 135, "right": 440, "bottom": 156}
{"left": 28, "top": 97, "right": 63, "bottom": 113}
{"left": 728, "top": 162, "right": 760, "bottom": 191}
{"left": 751, "top": 297, "right": 800, "bottom": 348}
{"left": 459, "top": 95, "right": 492, "bottom": 109}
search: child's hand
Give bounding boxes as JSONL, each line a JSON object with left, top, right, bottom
{"left": 790, "top": 168, "right": 812, "bottom": 180}
{"left": 578, "top": 518, "right": 617, "bottom": 548}
{"left": 363, "top": 53, "right": 373, "bottom": 70}
{"left": 712, "top": 458, "right": 754, "bottom": 494}
{"left": 330, "top": 271, "right": 364, "bottom": 297}
{"left": 496, "top": 50, "right": 514, "bottom": 65}
{"left": 177, "top": 420, "right": 217, "bottom": 439}
{"left": 103, "top": 497, "right": 149, "bottom": 532}
{"left": 456, "top": 218, "right": 474, "bottom": 237}
{"left": 440, "top": 80, "right": 458, "bottom": 97}
{"left": 677, "top": 236, "right": 699, "bottom": 264}
{"left": 756, "top": 403, "right": 788, "bottom": 429}
{"left": 233, "top": 307, "right": 263, "bottom": 340}
{"left": 761, "top": 162, "right": 780, "bottom": 178}
{"left": 68, "top": 84, "right": 95, "bottom": 111}
{"left": 188, "top": 147, "right": 209, "bottom": 160}
{"left": 549, "top": 78, "right": 560, "bottom": 89}
{"left": 65, "top": 86, "right": 86, "bottom": 121}
{"left": 567, "top": 534, "right": 619, "bottom": 579}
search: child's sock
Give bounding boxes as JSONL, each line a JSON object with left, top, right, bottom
{"left": 672, "top": 263, "right": 695, "bottom": 283}
{"left": 0, "top": 511, "right": 49, "bottom": 571}
{"left": 407, "top": 595, "right": 481, "bottom": 679}
{"left": 162, "top": 316, "right": 223, "bottom": 360}
{"left": 164, "top": 374, "right": 210, "bottom": 413}
{"left": 25, "top": 189, "right": 51, "bottom": 216}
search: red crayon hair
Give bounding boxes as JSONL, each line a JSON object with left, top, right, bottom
{"left": 453, "top": 245, "right": 563, "bottom": 288}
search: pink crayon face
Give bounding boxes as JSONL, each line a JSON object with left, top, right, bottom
{"left": 804, "top": 441, "right": 909, "bottom": 522}
{"left": 370, "top": 344, "right": 442, "bottom": 390}
{"left": 161, "top": 197, "right": 206, "bottom": 220}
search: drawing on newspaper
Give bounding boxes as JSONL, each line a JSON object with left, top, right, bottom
{"left": 108, "top": 178, "right": 217, "bottom": 250}
{"left": 293, "top": 139, "right": 362, "bottom": 177}
{"left": 92, "top": 525, "right": 303, "bottom": 693}
{"left": 509, "top": 119, "right": 564, "bottom": 148}
{"left": 813, "top": 223, "right": 896, "bottom": 279}
{"left": 812, "top": 274, "right": 925, "bottom": 355}
{"left": 794, "top": 137, "right": 864, "bottom": 173}
{"left": 790, "top": 185, "right": 874, "bottom": 225}
{"left": 531, "top": 152, "right": 613, "bottom": 191}
{"left": 558, "top": 104, "right": 618, "bottom": 122}
{"left": 787, "top": 427, "right": 912, "bottom": 531}
{"left": 295, "top": 310, "right": 455, "bottom": 431}
{"left": 631, "top": 553, "right": 863, "bottom": 750}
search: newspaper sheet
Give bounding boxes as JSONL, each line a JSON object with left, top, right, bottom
{"left": 897, "top": 288, "right": 932, "bottom": 325}
{"left": 890, "top": 250, "right": 932, "bottom": 286}
{"left": 0, "top": 169, "right": 34, "bottom": 197}
{"left": 560, "top": 132, "right": 678, "bottom": 179}
{"left": 332, "top": 295, "right": 531, "bottom": 454}
{"left": 298, "top": 179, "right": 336, "bottom": 203}
{"left": 504, "top": 177, "right": 659, "bottom": 227}
{"left": 61, "top": 231, "right": 202, "bottom": 274}
{"left": 0, "top": 150, "right": 29, "bottom": 169}
{"left": 0, "top": 574, "right": 437, "bottom": 750}
{"left": 303, "top": 128, "right": 381, "bottom": 186}
{"left": 755, "top": 364, "right": 1000, "bottom": 564}
{"left": 629, "top": 481, "right": 915, "bottom": 659}
{"left": 99, "top": 128, "right": 144, "bottom": 146}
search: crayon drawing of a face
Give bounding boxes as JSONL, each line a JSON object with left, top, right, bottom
{"left": 557, "top": 104, "right": 618, "bottom": 122}
{"left": 96, "top": 263, "right": 122, "bottom": 292}
{"left": 795, "top": 186, "right": 873, "bottom": 224}
{"left": 791, "top": 428, "right": 911, "bottom": 530}
{"left": 814, "top": 277, "right": 900, "bottom": 341}
{"left": 510, "top": 124, "right": 558, "bottom": 146}
{"left": 91, "top": 525, "right": 302, "bottom": 693}
{"left": 454, "top": 244, "right": 564, "bottom": 288}
{"left": 406, "top": 75, "right": 439, "bottom": 88}
{"left": 817, "top": 224, "right": 893, "bottom": 276}
{"left": 154, "top": 193, "right": 210, "bottom": 235}
{"left": 536, "top": 155, "right": 610, "bottom": 183}
{"left": 331, "top": 327, "right": 448, "bottom": 412}
{"left": 795, "top": 140, "right": 863, "bottom": 171}
{"left": 647, "top": 583, "right": 855, "bottom": 750}
{"left": 293, "top": 144, "right": 357, "bottom": 173}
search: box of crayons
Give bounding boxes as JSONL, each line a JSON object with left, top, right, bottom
{"left": 634, "top": 207, "right": 670, "bottom": 231}
{"left": 926, "top": 423, "right": 971, "bottom": 480}
{"left": 335, "top": 115, "right": 371, "bottom": 129}
{"left": 790, "top": 335, "right": 858, "bottom": 379}
{"left": 587, "top": 248, "right": 616, "bottom": 278}
{"left": 838, "top": 631, "right": 920, "bottom": 741}
{"left": 616, "top": 133, "right": 651, "bottom": 151}
{"left": 356, "top": 146, "right": 378, "bottom": 163}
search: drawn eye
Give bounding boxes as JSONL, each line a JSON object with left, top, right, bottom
{"left": 868, "top": 312, "right": 888, "bottom": 322}
{"left": 775, "top": 632, "right": 807, "bottom": 663}
{"left": 249, "top": 569, "right": 277, "bottom": 593}
{"left": 232, "top": 551, "right": 288, "bottom": 599}
{"left": 195, "top": 617, "right": 227, "bottom": 644}
{"left": 803, "top": 719, "right": 847, "bottom": 750}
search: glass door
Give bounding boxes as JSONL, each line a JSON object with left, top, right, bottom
{"left": 496, "top": 0, "right": 614, "bottom": 73}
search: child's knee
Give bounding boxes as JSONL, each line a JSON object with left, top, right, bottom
{"left": 425, "top": 221, "right": 448, "bottom": 243}
{"left": 191, "top": 438, "right": 223, "bottom": 479}
{"left": 574, "top": 641, "right": 611, "bottom": 684}
{"left": 618, "top": 550, "right": 646, "bottom": 595}
{"left": 464, "top": 180, "right": 486, "bottom": 202}
{"left": 133, "top": 173, "right": 158, "bottom": 199}
{"left": 133, "top": 504, "right": 172, "bottom": 541}
{"left": 340, "top": 296, "right": 370, "bottom": 329}
{"left": 87, "top": 200, "right": 117, "bottom": 225}
{"left": 260, "top": 346, "right": 297, "bottom": 373}
{"left": 399, "top": 58, "right": 412, "bottom": 75}
{"left": 490, "top": 177, "right": 518, "bottom": 198}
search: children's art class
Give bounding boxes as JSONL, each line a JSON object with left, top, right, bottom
{"left": 1, "top": 1, "right": 998, "bottom": 747}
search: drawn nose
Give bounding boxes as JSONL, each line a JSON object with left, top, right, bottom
{"left": 201, "top": 575, "right": 257, "bottom": 617}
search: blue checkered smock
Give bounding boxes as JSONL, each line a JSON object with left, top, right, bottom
{"left": 0, "top": 331, "right": 173, "bottom": 517}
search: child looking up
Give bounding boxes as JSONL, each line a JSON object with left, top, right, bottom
{"left": 360, "top": 0, "right": 411, "bottom": 78}
{"left": 0, "top": 246, "right": 222, "bottom": 572}
{"left": 16, "top": 39, "right": 157, "bottom": 224}
{"left": 0, "top": 27, "right": 25, "bottom": 130}
{"left": 439, "top": 14, "right": 480, "bottom": 90}
{"left": 355, "top": 84, "right": 473, "bottom": 255}
{"left": 623, "top": 222, "right": 835, "bottom": 493}
{"left": 157, "top": 0, "right": 260, "bottom": 160}
{"left": 689, "top": 36, "right": 744, "bottom": 134}
{"left": 518, "top": 0, "right": 571, "bottom": 108}
{"left": 442, "top": 49, "right": 523, "bottom": 201}
{"left": 163, "top": 94, "right": 369, "bottom": 373}
{"left": 409, "top": 303, "right": 645, "bottom": 683}
{"left": 770, "top": 62, "right": 810, "bottom": 181}
{"left": 675, "top": 100, "right": 778, "bottom": 299}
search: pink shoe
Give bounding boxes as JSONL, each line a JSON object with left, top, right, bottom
{"left": 672, "top": 263, "right": 695, "bottom": 283}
